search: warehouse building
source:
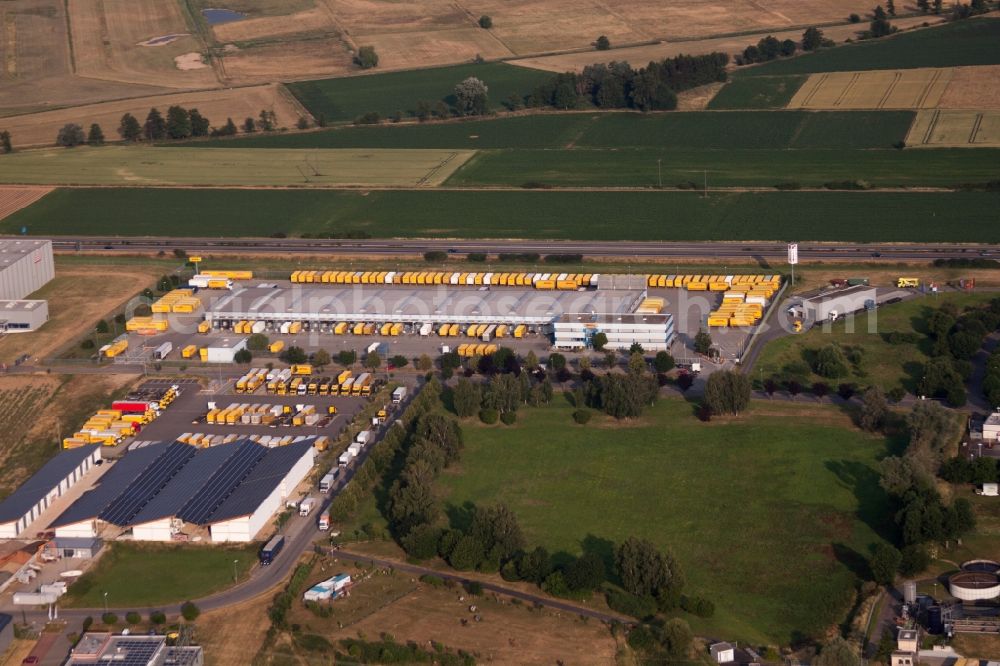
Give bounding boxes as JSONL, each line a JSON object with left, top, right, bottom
{"left": 0, "top": 445, "right": 101, "bottom": 538}
{"left": 205, "top": 283, "right": 645, "bottom": 332}
{"left": 203, "top": 336, "right": 248, "bottom": 364}
{"left": 51, "top": 439, "right": 314, "bottom": 543}
{"left": 0, "top": 299, "right": 48, "bottom": 332}
{"left": 68, "top": 633, "right": 202, "bottom": 666}
{"left": 0, "top": 239, "right": 54, "bottom": 300}
{"left": 787, "top": 285, "right": 876, "bottom": 322}
{"left": 553, "top": 313, "right": 676, "bottom": 351}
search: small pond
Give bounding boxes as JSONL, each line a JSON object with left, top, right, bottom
{"left": 201, "top": 8, "right": 247, "bottom": 25}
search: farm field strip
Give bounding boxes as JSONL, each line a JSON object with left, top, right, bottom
{"left": 0, "top": 83, "right": 303, "bottom": 148}
{"left": 0, "top": 146, "right": 475, "bottom": 187}
{"left": 186, "top": 110, "right": 915, "bottom": 151}
{"left": 788, "top": 69, "right": 952, "bottom": 110}
{"left": 0, "top": 186, "right": 54, "bottom": 221}
{"left": 446, "top": 146, "right": 1000, "bottom": 188}
{"left": 906, "top": 110, "right": 1000, "bottom": 147}
{"left": 5, "top": 188, "right": 999, "bottom": 243}
{"left": 737, "top": 17, "right": 1000, "bottom": 77}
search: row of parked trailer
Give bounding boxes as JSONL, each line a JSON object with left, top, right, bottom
{"left": 646, "top": 274, "right": 781, "bottom": 291}
{"left": 205, "top": 401, "right": 337, "bottom": 427}
{"left": 151, "top": 288, "right": 202, "bottom": 314}
{"left": 267, "top": 369, "right": 373, "bottom": 397}
{"left": 177, "top": 431, "right": 330, "bottom": 449}
{"left": 290, "top": 270, "right": 597, "bottom": 290}
{"left": 456, "top": 343, "right": 499, "bottom": 358}
{"left": 63, "top": 385, "right": 181, "bottom": 448}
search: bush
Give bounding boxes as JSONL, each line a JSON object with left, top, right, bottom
{"left": 420, "top": 574, "right": 445, "bottom": 587}
{"left": 680, "top": 595, "right": 715, "bottom": 618}
{"left": 479, "top": 408, "right": 499, "bottom": 424}
{"left": 125, "top": 611, "right": 141, "bottom": 625}
{"left": 466, "top": 581, "right": 484, "bottom": 595}
{"left": 605, "top": 589, "right": 658, "bottom": 619}
{"left": 500, "top": 410, "right": 517, "bottom": 425}
{"left": 81, "top": 339, "right": 95, "bottom": 350}
{"left": 478, "top": 15, "right": 492, "bottom": 28}
{"left": 101, "top": 612, "right": 118, "bottom": 625}
{"left": 424, "top": 250, "right": 448, "bottom": 262}
{"left": 467, "top": 252, "right": 487, "bottom": 262}
{"left": 354, "top": 112, "right": 380, "bottom": 125}
{"left": 887, "top": 386, "right": 906, "bottom": 403}
{"left": 180, "top": 601, "right": 200, "bottom": 622}
{"left": 572, "top": 409, "right": 592, "bottom": 424}
{"left": 82, "top": 617, "right": 93, "bottom": 632}
{"left": 149, "top": 611, "right": 166, "bottom": 625}
{"left": 233, "top": 349, "right": 252, "bottom": 364}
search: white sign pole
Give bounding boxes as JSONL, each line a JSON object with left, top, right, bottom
{"left": 787, "top": 243, "right": 799, "bottom": 286}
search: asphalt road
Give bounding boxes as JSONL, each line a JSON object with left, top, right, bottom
{"left": 46, "top": 236, "right": 998, "bottom": 260}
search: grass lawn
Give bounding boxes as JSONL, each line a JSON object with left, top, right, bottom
{"left": 64, "top": 542, "right": 260, "bottom": 608}
{"left": 287, "top": 62, "right": 553, "bottom": 123}
{"left": 438, "top": 399, "right": 894, "bottom": 645}
{"left": 0, "top": 146, "right": 473, "bottom": 188}
{"left": 736, "top": 18, "right": 1000, "bottom": 76}
{"left": 7, "top": 188, "right": 1000, "bottom": 243}
{"left": 446, "top": 146, "right": 1000, "bottom": 188}
{"left": 755, "top": 292, "right": 998, "bottom": 393}
{"left": 185, "top": 110, "right": 913, "bottom": 151}
{"left": 707, "top": 76, "right": 808, "bottom": 109}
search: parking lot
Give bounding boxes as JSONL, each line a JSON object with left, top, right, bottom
{"left": 135, "top": 380, "right": 371, "bottom": 446}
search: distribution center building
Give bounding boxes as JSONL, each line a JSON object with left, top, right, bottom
{"left": 0, "top": 445, "right": 101, "bottom": 538}
{"left": 553, "top": 313, "right": 676, "bottom": 351}
{"left": 0, "top": 239, "right": 54, "bottom": 300}
{"left": 50, "top": 439, "right": 315, "bottom": 543}
{"left": 0, "top": 300, "right": 48, "bottom": 332}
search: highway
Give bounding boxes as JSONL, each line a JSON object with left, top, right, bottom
{"left": 46, "top": 236, "right": 997, "bottom": 261}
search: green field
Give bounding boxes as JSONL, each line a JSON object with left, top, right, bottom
{"left": 287, "top": 62, "right": 553, "bottom": 122}
{"left": 448, "top": 146, "right": 1000, "bottom": 188}
{"left": 187, "top": 110, "right": 914, "bottom": 151}
{"left": 756, "top": 292, "right": 997, "bottom": 393}
{"left": 438, "top": 399, "right": 893, "bottom": 645}
{"left": 7, "top": 188, "right": 1000, "bottom": 242}
{"left": 64, "top": 542, "right": 259, "bottom": 608}
{"left": 738, "top": 18, "right": 1000, "bottom": 76}
{"left": 0, "top": 146, "right": 474, "bottom": 187}
{"left": 707, "top": 76, "right": 808, "bottom": 110}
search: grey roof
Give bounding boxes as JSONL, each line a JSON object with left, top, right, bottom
{"left": 50, "top": 443, "right": 170, "bottom": 528}
{"left": 53, "top": 439, "right": 314, "bottom": 529}
{"left": 205, "top": 440, "right": 313, "bottom": 523}
{"left": 0, "top": 445, "right": 99, "bottom": 523}
{"left": 53, "top": 537, "right": 102, "bottom": 549}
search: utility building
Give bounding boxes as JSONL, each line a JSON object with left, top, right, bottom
{"left": 787, "top": 285, "right": 876, "bottom": 322}
{"left": 0, "top": 300, "right": 48, "bottom": 332}
{"left": 204, "top": 337, "right": 248, "bottom": 364}
{"left": 0, "top": 445, "right": 101, "bottom": 538}
{"left": 0, "top": 239, "right": 54, "bottom": 300}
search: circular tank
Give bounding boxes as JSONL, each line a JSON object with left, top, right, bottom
{"left": 948, "top": 571, "right": 1000, "bottom": 601}
{"left": 961, "top": 559, "right": 1000, "bottom": 574}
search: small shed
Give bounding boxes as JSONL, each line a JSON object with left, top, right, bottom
{"left": 710, "top": 642, "right": 736, "bottom": 664}
{"left": 54, "top": 537, "right": 103, "bottom": 559}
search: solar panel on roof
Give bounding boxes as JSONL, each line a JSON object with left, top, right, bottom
{"left": 178, "top": 440, "right": 266, "bottom": 524}
{"left": 100, "top": 442, "right": 196, "bottom": 526}
{"left": 206, "top": 440, "right": 313, "bottom": 523}
{"left": 107, "top": 638, "right": 162, "bottom": 665}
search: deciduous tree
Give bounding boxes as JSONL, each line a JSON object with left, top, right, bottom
{"left": 87, "top": 124, "right": 105, "bottom": 146}
{"left": 143, "top": 108, "right": 166, "bottom": 140}
{"left": 704, "top": 370, "right": 751, "bottom": 416}
{"left": 56, "top": 123, "right": 85, "bottom": 147}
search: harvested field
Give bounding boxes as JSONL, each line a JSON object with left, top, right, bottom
{"left": 512, "top": 14, "right": 942, "bottom": 73}
{"left": 68, "top": 0, "right": 217, "bottom": 89}
{"left": 905, "top": 110, "right": 1000, "bottom": 148}
{"left": 458, "top": 0, "right": 646, "bottom": 54}
{"left": 939, "top": 65, "right": 1000, "bottom": 109}
{"left": 0, "top": 146, "right": 476, "bottom": 187}
{"left": 0, "top": 263, "right": 161, "bottom": 363}
{"left": 193, "top": 593, "right": 272, "bottom": 666}
{"left": 0, "top": 187, "right": 53, "bottom": 221}
{"left": 287, "top": 572, "right": 618, "bottom": 665}
{"left": 0, "top": 84, "right": 304, "bottom": 148}
{"left": 221, "top": 38, "right": 354, "bottom": 83}
{"left": 211, "top": 4, "right": 336, "bottom": 43}
{"left": 788, "top": 69, "right": 952, "bottom": 110}
{"left": 322, "top": 0, "right": 471, "bottom": 34}
{"left": 353, "top": 27, "right": 513, "bottom": 70}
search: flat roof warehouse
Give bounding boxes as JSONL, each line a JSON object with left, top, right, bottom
{"left": 207, "top": 284, "right": 647, "bottom": 327}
